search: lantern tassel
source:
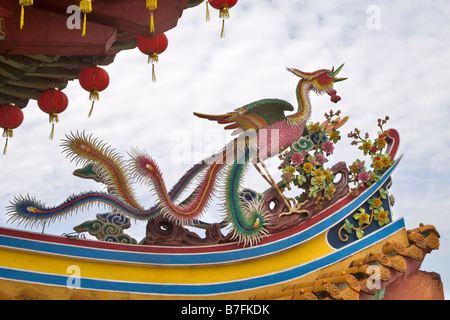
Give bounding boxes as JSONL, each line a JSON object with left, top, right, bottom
{"left": 20, "top": 5, "right": 25, "bottom": 29}
{"left": 88, "top": 101, "right": 95, "bottom": 117}
{"left": 49, "top": 124, "right": 55, "bottom": 140}
{"left": 2, "top": 128, "right": 13, "bottom": 155}
{"left": 206, "top": 1, "right": 210, "bottom": 22}
{"left": 19, "top": 1, "right": 33, "bottom": 29}
{"left": 152, "top": 64, "right": 157, "bottom": 82}
{"left": 221, "top": 20, "right": 225, "bottom": 38}
{"left": 49, "top": 114, "right": 59, "bottom": 141}
{"left": 150, "top": 11, "right": 155, "bottom": 33}
{"left": 146, "top": 0, "right": 157, "bottom": 33}
{"left": 80, "top": 0, "right": 92, "bottom": 37}
{"left": 88, "top": 91, "right": 99, "bottom": 117}
{"left": 82, "top": 13, "right": 87, "bottom": 37}
{"left": 3, "top": 138, "right": 8, "bottom": 155}
{"left": 219, "top": 6, "right": 230, "bottom": 38}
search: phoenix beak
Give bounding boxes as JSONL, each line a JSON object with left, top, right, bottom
{"left": 333, "top": 63, "right": 347, "bottom": 82}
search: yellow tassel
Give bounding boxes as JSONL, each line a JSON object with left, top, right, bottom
{"left": 2, "top": 128, "right": 13, "bottom": 155}
{"left": 49, "top": 124, "right": 55, "bottom": 140}
{"left": 80, "top": 1, "right": 92, "bottom": 37}
{"left": 206, "top": 1, "right": 210, "bottom": 22}
{"left": 88, "top": 90, "right": 99, "bottom": 117}
{"left": 3, "top": 138, "right": 8, "bottom": 155}
{"left": 152, "top": 64, "right": 157, "bottom": 82}
{"left": 19, "top": 1, "right": 33, "bottom": 29}
{"left": 148, "top": 54, "right": 158, "bottom": 82}
{"left": 49, "top": 125, "right": 56, "bottom": 140}
{"left": 20, "top": 5, "right": 24, "bottom": 29}
{"left": 88, "top": 101, "right": 95, "bottom": 117}
{"left": 218, "top": 6, "right": 230, "bottom": 38}
{"left": 82, "top": 13, "right": 87, "bottom": 37}
{"left": 220, "top": 20, "right": 225, "bottom": 38}
{"left": 150, "top": 11, "right": 155, "bottom": 33}
{"left": 49, "top": 114, "right": 58, "bottom": 141}
{"left": 146, "top": 0, "right": 157, "bottom": 33}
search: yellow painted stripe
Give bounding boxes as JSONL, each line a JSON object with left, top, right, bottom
{"left": 0, "top": 232, "right": 333, "bottom": 285}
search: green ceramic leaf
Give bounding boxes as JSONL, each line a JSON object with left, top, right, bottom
{"left": 356, "top": 229, "right": 364, "bottom": 239}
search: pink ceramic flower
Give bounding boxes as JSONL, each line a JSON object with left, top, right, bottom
{"left": 357, "top": 171, "right": 370, "bottom": 183}
{"left": 315, "top": 153, "right": 326, "bottom": 166}
{"left": 290, "top": 153, "right": 304, "bottom": 165}
{"left": 322, "top": 141, "right": 334, "bottom": 154}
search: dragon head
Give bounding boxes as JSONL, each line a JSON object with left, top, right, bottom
{"left": 287, "top": 63, "right": 347, "bottom": 103}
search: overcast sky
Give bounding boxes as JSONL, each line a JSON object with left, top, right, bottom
{"left": 1, "top": 0, "right": 449, "bottom": 298}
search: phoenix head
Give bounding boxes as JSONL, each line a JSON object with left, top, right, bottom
{"left": 286, "top": 63, "right": 347, "bottom": 96}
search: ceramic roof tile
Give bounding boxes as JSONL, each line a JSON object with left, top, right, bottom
{"left": 387, "top": 255, "right": 407, "bottom": 272}
{"left": 248, "top": 223, "right": 440, "bottom": 300}
{"left": 407, "top": 223, "right": 440, "bottom": 250}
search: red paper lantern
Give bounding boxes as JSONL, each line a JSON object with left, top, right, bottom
{"left": 137, "top": 33, "right": 168, "bottom": 82}
{"left": 37, "top": 89, "right": 69, "bottom": 140}
{"left": 208, "top": 0, "right": 238, "bottom": 37}
{"left": 0, "top": 104, "right": 24, "bottom": 155}
{"left": 79, "top": 66, "right": 110, "bottom": 117}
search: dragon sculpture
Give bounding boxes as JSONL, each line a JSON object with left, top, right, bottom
{"left": 7, "top": 65, "right": 347, "bottom": 246}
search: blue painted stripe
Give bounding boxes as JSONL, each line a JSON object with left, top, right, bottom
{"left": 0, "top": 218, "right": 405, "bottom": 295}
{"left": 0, "top": 159, "right": 401, "bottom": 266}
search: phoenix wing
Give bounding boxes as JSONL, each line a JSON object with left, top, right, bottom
{"left": 193, "top": 99, "right": 294, "bottom": 135}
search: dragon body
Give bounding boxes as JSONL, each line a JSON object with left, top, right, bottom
{"left": 7, "top": 65, "right": 346, "bottom": 245}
